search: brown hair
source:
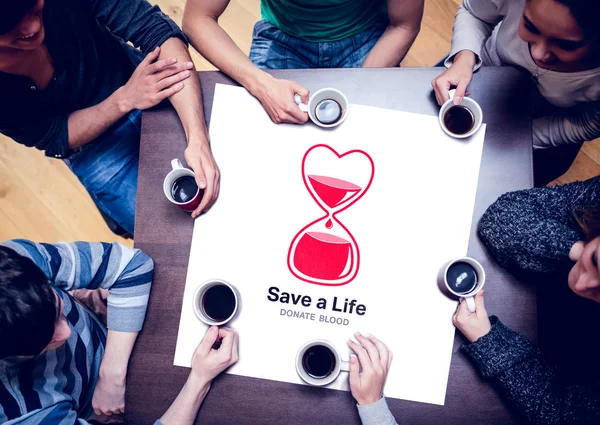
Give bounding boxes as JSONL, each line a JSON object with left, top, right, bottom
{"left": 575, "top": 207, "right": 600, "bottom": 241}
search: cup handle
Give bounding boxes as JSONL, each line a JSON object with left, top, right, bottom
{"left": 465, "top": 296, "right": 476, "bottom": 313}
{"left": 448, "top": 89, "right": 457, "bottom": 103}
{"left": 171, "top": 158, "right": 183, "bottom": 170}
{"left": 294, "top": 94, "right": 309, "bottom": 113}
{"left": 340, "top": 360, "right": 350, "bottom": 373}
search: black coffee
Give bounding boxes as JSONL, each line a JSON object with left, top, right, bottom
{"left": 315, "top": 99, "right": 342, "bottom": 125}
{"left": 302, "top": 345, "right": 336, "bottom": 378}
{"left": 202, "top": 284, "right": 236, "bottom": 322}
{"left": 446, "top": 261, "right": 478, "bottom": 294}
{"left": 443, "top": 105, "right": 475, "bottom": 135}
{"left": 171, "top": 176, "right": 198, "bottom": 203}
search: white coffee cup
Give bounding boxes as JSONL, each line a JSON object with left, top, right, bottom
{"left": 294, "top": 88, "right": 349, "bottom": 128}
{"left": 439, "top": 89, "right": 483, "bottom": 138}
{"left": 438, "top": 257, "right": 486, "bottom": 312}
{"left": 192, "top": 279, "right": 240, "bottom": 326}
{"left": 163, "top": 159, "right": 202, "bottom": 212}
{"left": 296, "top": 340, "right": 349, "bottom": 386}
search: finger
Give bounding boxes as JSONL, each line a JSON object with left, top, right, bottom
{"left": 453, "top": 77, "right": 470, "bottom": 105}
{"left": 231, "top": 328, "right": 239, "bottom": 364}
{"left": 155, "top": 62, "right": 194, "bottom": 81}
{"left": 94, "top": 408, "right": 102, "bottom": 416}
{"left": 368, "top": 335, "right": 390, "bottom": 370}
{"left": 355, "top": 332, "right": 380, "bottom": 363}
{"left": 474, "top": 291, "right": 488, "bottom": 318}
{"left": 286, "top": 105, "right": 310, "bottom": 124}
{"left": 198, "top": 325, "right": 220, "bottom": 356}
{"left": 387, "top": 350, "right": 393, "bottom": 370}
{"left": 433, "top": 78, "right": 451, "bottom": 106}
{"left": 291, "top": 81, "right": 310, "bottom": 104}
{"left": 147, "top": 57, "right": 178, "bottom": 74}
{"left": 193, "top": 172, "right": 213, "bottom": 218}
{"left": 348, "top": 354, "right": 361, "bottom": 386}
{"left": 205, "top": 169, "right": 220, "bottom": 211}
{"left": 156, "top": 82, "right": 185, "bottom": 101}
{"left": 217, "top": 327, "right": 236, "bottom": 357}
{"left": 347, "top": 339, "right": 373, "bottom": 372}
{"left": 156, "top": 70, "right": 191, "bottom": 91}
{"left": 141, "top": 46, "right": 160, "bottom": 66}
{"left": 581, "top": 239, "right": 600, "bottom": 272}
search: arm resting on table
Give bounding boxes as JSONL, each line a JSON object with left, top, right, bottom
{"left": 463, "top": 316, "right": 600, "bottom": 425}
{"left": 533, "top": 102, "right": 600, "bottom": 148}
{"left": 357, "top": 397, "right": 399, "bottom": 425}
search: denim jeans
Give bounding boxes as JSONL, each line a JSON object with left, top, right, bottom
{"left": 249, "top": 20, "right": 387, "bottom": 69}
{"left": 64, "top": 110, "right": 141, "bottom": 235}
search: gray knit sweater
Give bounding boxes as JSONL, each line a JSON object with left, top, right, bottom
{"left": 463, "top": 316, "right": 600, "bottom": 425}
{"left": 478, "top": 176, "right": 600, "bottom": 274}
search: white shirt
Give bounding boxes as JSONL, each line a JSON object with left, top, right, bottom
{"left": 446, "top": 0, "right": 600, "bottom": 148}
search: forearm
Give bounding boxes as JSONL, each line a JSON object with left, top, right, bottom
{"left": 158, "top": 375, "right": 211, "bottom": 425}
{"left": 67, "top": 88, "right": 130, "bottom": 150}
{"left": 183, "top": 14, "right": 272, "bottom": 98}
{"left": 363, "top": 25, "right": 419, "bottom": 68}
{"left": 99, "top": 330, "right": 138, "bottom": 382}
{"left": 533, "top": 106, "right": 600, "bottom": 148}
{"left": 158, "top": 37, "right": 208, "bottom": 143}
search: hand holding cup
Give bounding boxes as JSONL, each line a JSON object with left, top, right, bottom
{"left": 452, "top": 291, "right": 491, "bottom": 343}
{"left": 190, "top": 326, "right": 239, "bottom": 386}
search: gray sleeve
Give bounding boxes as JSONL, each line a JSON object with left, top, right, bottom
{"left": 357, "top": 397, "right": 399, "bottom": 425}
{"left": 533, "top": 102, "right": 600, "bottom": 148}
{"left": 444, "top": 0, "right": 507, "bottom": 69}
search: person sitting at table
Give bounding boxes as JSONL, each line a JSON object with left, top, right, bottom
{"left": 0, "top": 239, "right": 240, "bottom": 425}
{"left": 348, "top": 333, "right": 400, "bottom": 425}
{"left": 431, "top": 0, "right": 600, "bottom": 185}
{"left": 0, "top": 0, "right": 220, "bottom": 237}
{"left": 181, "top": 0, "right": 424, "bottom": 125}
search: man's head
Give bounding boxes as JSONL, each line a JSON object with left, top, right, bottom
{"left": 0, "top": 0, "right": 45, "bottom": 50}
{"left": 0, "top": 246, "right": 71, "bottom": 359}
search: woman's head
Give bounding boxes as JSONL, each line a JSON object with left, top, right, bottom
{"left": 569, "top": 207, "right": 600, "bottom": 303}
{"left": 519, "top": 0, "right": 599, "bottom": 72}
{"left": 0, "top": 0, "right": 45, "bottom": 51}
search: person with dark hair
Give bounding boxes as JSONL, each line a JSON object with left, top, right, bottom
{"left": 431, "top": 0, "right": 600, "bottom": 185}
{"left": 0, "top": 0, "right": 220, "bottom": 236}
{"left": 446, "top": 177, "right": 600, "bottom": 425}
{"left": 0, "top": 240, "right": 240, "bottom": 425}
{"left": 181, "top": 0, "right": 424, "bottom": 125}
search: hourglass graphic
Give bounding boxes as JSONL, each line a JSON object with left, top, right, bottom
{"left": 287, "top": 144, "right": 375, "bottom": 286}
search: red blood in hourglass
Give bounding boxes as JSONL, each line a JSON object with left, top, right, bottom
{"left": 325, "top": 219, "right": 333, "bottom": 229}
{"left": 308, "top": 175, "right": 361, "bottom": 209}
{"left": 294, "top": 232, "right": 352, "bottom": 280}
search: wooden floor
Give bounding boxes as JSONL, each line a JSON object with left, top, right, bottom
{"left": 0, "top": 0, "right": 598, "bottom": 245}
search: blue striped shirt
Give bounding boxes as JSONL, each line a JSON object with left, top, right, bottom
{"left": 0, "top": 240, "right": 154, "bottom": 424}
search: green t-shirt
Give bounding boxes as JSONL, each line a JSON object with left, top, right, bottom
{"left": 260, "top": 0, "right": 387, "bottom": 42}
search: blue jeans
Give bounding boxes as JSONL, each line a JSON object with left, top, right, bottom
{"left": 249, "top": 20, "right": 387, "bottom": 69}
{"left": 64, "top": 110, "right": 141, "bottom": 235}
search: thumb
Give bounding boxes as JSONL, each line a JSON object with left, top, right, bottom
{"left": 453, "top": 77, "right": 470, "bottom": 105}
{"left": 193, "top": 164, "right": 207, "bottom": 190}
{"left": 349, "top": 354, "right": 360, "bottom": 387}
{"left": 475, "top": 290, "right": 487, "bottom": 317}
{"left": 142, "top": 46, "right": 160, "bottom": 65}
{"left": 198, "top": 326, "right": 220, "bottom": 356}
{"left": 292, "top": 82, "right": 309, "bottom": 104}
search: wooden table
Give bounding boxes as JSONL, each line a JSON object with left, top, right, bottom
{"left": 127, "top": 68, "right": 535, "bottom": 425}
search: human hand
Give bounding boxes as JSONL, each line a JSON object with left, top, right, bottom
{"left": 252, "top": 74, "right": 309, "bottom": 124}
{"left": 568, "top": 236, "right": 600, "bottom": 303}
{"left": 452, "top": 291, "right": 491, "bottom": 343}
{"left": 347, "top": 333, "right": 393, "bottom": 406}
{"left": 190, "top": 326, "right": 239, "bottom": 386}
{"left": 431, "top": 50, "right": 476, "bottom": 106}
{"left": 92, "top": 369, "right": 126, "bottom": 417}
{"left": 117, "top": 46, "right": 193, "bottom": 113}
{"left": 184, "top": 139, "right": 220, "bottom": 218}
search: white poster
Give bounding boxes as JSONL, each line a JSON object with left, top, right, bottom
{"left": 174, "top": 84, "right": 486, "bottom": 405}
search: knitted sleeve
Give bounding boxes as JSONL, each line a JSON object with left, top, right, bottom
{"left": 462, "top": 316, "right": 600, "bottom": 425}
{"left": 478, "top": 176, "right": 600, "bottom": 274}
